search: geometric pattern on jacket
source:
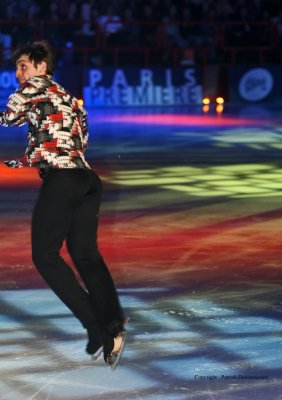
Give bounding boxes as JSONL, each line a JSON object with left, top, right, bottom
{"left": 0, "top": 75, "right": 91, "bottom": 169}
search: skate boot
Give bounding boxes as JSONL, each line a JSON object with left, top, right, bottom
{"left": 105, "top": 330, "right": 127, "bottom": 371}
{"left": 86, "top": 324, "right": 103, "bottom": 360}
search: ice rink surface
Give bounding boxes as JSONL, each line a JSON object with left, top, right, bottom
{"left": 0, "top": 104, "right": 281, "bottom": 399}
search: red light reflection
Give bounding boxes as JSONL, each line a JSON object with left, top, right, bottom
{"left": 0, "top": 164, "right": 39, "bottom": 188}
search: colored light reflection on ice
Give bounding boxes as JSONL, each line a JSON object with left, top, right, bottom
{"left": 103, "top": 114, "right": 256, "bottom": 127}
{"left": 110, "top": 163, "right": 282, "bottom": 198}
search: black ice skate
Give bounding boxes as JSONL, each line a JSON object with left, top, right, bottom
{"left": 86, "top": 324, "right": 103, "bottom": 361}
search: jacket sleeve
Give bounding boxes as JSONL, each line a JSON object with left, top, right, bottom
{"left": 0, "top": 84, "right": 33, "bottom": 127}
{"left": 81, "top": 108, "right": 89, "bottom": 151}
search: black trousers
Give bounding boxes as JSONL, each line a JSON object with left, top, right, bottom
{"left": 31, "top": 168, "right": 124, "bottom": 330}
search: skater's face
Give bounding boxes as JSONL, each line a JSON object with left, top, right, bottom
{"left": 15, "top": 54, "right": 47, "bottom": 85}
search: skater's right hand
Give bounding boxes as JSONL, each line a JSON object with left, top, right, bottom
{"left": 4, "top": 160, "right": 23, "bottom": 168}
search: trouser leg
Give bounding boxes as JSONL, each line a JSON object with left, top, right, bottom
{"left": 66, "top": 170, "right": 124, "bottom": 332}
{"left": 31, "top": 169, "right": 97, "bottom": 328}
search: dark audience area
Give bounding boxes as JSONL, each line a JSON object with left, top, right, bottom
{"left": 0, "top": 0, "right": 282, "bottom": 67}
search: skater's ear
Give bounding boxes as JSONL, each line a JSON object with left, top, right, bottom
{"left": 36, "top": 60, "right": 47, "bottom": 75}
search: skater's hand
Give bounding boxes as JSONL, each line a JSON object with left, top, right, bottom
{"left": 4, "top": 160, "right": 23, "bottom": 168}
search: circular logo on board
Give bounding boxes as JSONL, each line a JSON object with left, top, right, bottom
{"left": 239, "top": 68, "right": 273, "bottom": 102}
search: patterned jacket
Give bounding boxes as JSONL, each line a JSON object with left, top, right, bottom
{"left": 0, "top": 75, "right": 91, "bottom": 169}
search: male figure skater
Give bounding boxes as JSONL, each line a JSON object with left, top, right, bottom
{"left": 0, "top": 41, "right": 126, "bottom": 370}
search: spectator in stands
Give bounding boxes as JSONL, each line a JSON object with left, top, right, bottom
{"left": 138, "top": 4, "right": 159, "bottom": 47}
{"left": 27, "top": 1, "right": 40, "bottom": 21}
{"left": 67, "top": 0, "right": 78, "bottom": 20}
{"left": 50, "top": 0, "right": 60, "bottom": 21}
{"left": 81, "top": 0, "right": 94, "bottom": 36}
{"left": 186, "top": 0, "right": 207, "bottom": 20}
{"left": 98, "top": 5, "right": 123, "bottom": 47}
{"left": 57, "top": 0, "right": 70, "bottom": 18}
{"left": 0, "top": 30, "right": 12, "bottom": 63}
{"left": 0, "top": 0, "right": 281, "bottom": 66}
{"left": 119, "top": 6, "right": 140, "bottom": 46}
{"left": 229, "top": 4, "right": 255, "bottom": 46}
{"left": 272, "top": 11, "right": 282, "bottom": 44}
{"left": 214, "top": 0, "right": 235, "bottom": 22}
{"left": 178, "top": 6, "right": 200, "bottom": 47}
{"left": 150, "top": 0, "right": 164, "bottom": 21}
{"left": 5, "top": 0, "right": 19, "bottom": 19}
{"left": 163, "top": 5, "right": 186, "bottom": 48}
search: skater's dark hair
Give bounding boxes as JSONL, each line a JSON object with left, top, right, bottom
{"left": 11, "top": 41, "right": 55, "bottom": 76}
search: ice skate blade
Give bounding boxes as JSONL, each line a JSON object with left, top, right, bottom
{"left": 91, "top": 346, "right": 103, "bottom": 361}
{"left": 106, "top": 331, "right": 127, "bottom": 371}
